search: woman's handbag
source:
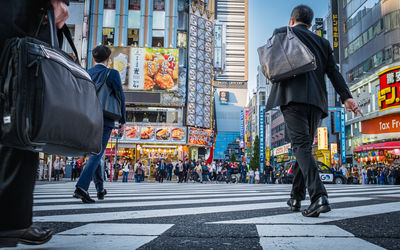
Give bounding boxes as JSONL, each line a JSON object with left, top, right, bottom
{"left": 96, "top": 68, "right": 123, "bottom": 121}
{"left": 257, "top": 26, "right": 317, "bottom": 83}
{"left": 0, "top": 9, "right": 103, "bottom": 156}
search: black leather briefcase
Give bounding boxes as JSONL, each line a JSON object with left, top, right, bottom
{"left": 0, "top": 10, "right": 103, "bottom": 156}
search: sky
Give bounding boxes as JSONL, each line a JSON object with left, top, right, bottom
{"left": 248, "top": 0, "right": 330, "bottom": 99}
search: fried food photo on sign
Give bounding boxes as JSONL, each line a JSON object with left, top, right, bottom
{"left": 143, "top": 49, "right": 178, "bottom": 90}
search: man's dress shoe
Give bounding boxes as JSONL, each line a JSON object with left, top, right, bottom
{"left": 0, "top": 226, "right": 53, "bottom": 247}
{"left": 287, "top": 199, "right": 301, "bottom": 212}
{"left": 97, "top": 189, "right": 107, "bottom": 200}
{"left": 73, "top": 186, "right": 95, "bottom": 203}
{"left": 302, "top": 195, "right": 331, "bottom": 217}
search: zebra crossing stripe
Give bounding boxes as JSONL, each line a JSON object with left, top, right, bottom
{"left": 256, "top": 225, "right": 353, "bottom": 237}
{"left": 213, "top": 201, "right": 400, "bottom": 224}
{"left": 13, "top": 224, "right": 173, "bottom": 250}
{"left": 33, "top": 196, "right": 370, "bottom": 223}
{"left": 33, "top": 192, "right": 287, "bottom": 204}
{"left": 259, "top": 236, "right": 384, "bottom": 250}
{"left": 33, "top": 188, "right": 398, "bottom": 212}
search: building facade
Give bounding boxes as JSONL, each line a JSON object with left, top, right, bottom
{"left": 213, "top": 0, "right": 248, "bottom": 160}
{"left": 339, "top": 0, "right": 400, "bottom": 165}
{"left": 85, "top": 0, "right": 216, "bottom": 172}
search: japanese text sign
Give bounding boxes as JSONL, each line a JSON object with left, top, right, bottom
{"left": 378, "top": 66, "right": 400, "bottom": 111}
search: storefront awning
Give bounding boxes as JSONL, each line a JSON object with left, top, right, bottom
{"left": 354, "top": 141, "right": 400, "bottom": 152}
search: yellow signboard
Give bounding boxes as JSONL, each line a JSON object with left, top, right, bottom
{"left": 317, "top": 127, "right": 328, "bottom": 150}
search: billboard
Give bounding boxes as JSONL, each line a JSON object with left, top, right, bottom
{"left": 259, "top": 106, "right": 266, "bottom": 171}
{"left": 361, "top": 113, "right": 400, "bottom": 143}
{"left": 186, "top": 5, "right": 214, "bottom": 128}
{"left": 122, "top": 125, "right": 186, "bottom": 144}
{"left": 109, "top": 47, "right": 179, "bottom": 91}
{"left": 317, "top": 127, "right": 328, "bottom": 150}
{"left": 219, "top": 91, "right": 229, "bottom": 104}
{"left": 188, "top": 128, "right": 214, "bottom": 147}
{"left": 378, "top": 66, "right": 400, "bottom": 111}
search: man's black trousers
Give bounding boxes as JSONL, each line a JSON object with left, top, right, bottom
{"left": 281, "top": 103, "right": 328, "bottom": 203}
{"left": 0, "top": 145, "right": 38, "bottom": 230}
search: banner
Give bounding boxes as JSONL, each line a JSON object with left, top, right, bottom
{"left": 378, "top": 66, "right": 400, "bottom": 111}
{"left": 188, "top": 128, "right": 214, "bottom": 147}
{"left": 317, "top": 127, "right": 328, "bottom": 150}
{"left": 259, "top": 106, "right": 266, "bottom": 171}
{"left": 122, "top": 125, "right": 186, "bottom": 144}
{"left": 361, "top": 113, "right": 400, "bottom": 143}
{"left": 110, "top": 47, "right": 179, "bottom": 91}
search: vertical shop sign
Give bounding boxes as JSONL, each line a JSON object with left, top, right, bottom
{"left": 331, "top": 0, "right": 339, "bottom": 62}
{"left": 240, "top": 111, "right": 244, "bottom": 148}
{"left": 340, "top": 108, "right": 346, "bottom": 164}
{"left": 259, "top": 106, "right": 266, "bottom": 172}
{"left": 330, "top": 143, "right": 338, "bottom": 164}
{"left": 318, "top": 127, "right": 328, "bottom": 150}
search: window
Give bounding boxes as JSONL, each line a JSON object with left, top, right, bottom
{"left": 154, "top": 0, "right": 165, "bottom": 11}
{"left": 127, "top": 29, "right": 139, "bottom": 46}
{"left": 152, "top": 37, "right": 164, "bottom": 47}
{"left": 104, "top": 0, "right": 116, "bottom": 9}
{"left": 62, "top": 26, "right": 75, "bottom": 55}
{"left": 126, "top": 110, "right": 179, "bottom": 124}
{"left": 129, "top": 0, "right": 140, "bottom": 10}
{"left": 102, "top": 28, "right": 114, "bottom": 46}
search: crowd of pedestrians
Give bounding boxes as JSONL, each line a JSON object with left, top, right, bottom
{"left": 336, "top": 164, "right": 400, "bottom": 185}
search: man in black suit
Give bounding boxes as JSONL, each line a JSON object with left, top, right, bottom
{"left": 0, "top": 0, "right": 69, "bottom": 246}
{"left": 266, "top": 5, "right": 363, "bottom": 217}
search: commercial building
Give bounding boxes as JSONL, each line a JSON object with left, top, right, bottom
{"left": 84, "top": 0, "right": 216, "bottom": 176}
{"left": 213, "top": 0, "right": 248, "bottom": 160}
{"left": 338, "top": 0, "right": 400, "bottom": 165}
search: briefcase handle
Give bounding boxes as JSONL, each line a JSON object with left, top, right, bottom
{"left": 35, "top": 8, "right": 80, "bottom": 63}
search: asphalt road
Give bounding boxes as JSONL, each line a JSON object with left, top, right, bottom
{"left": 8, "top": 181, "right": 400, "bottom": 250}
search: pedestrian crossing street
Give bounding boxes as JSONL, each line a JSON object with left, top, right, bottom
{"left": 15, "top": 183, "right": 400, "bottom": 249}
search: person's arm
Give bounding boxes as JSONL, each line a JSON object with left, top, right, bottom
{"left": 324, "top": 40, "right": 363, "bottom": 116}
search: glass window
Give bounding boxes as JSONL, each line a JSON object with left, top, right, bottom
{"left": 129, "top": 0, "right": 140, "bottom": 10}
{"left": 126, "top": 110, "right": 179, "bottom": 124}
{"left": 152, "top": 37, "right": 164, "bottom": 47}
{"left": 102, "top": 28, "right": 114, "bottom": 46}
{"left": 154, "top": 0, "right": 165, "bottom": 11}
{"left": 384, "top": 46, "right": 393, "bottom": 64}
{"left": 127, "top": 29, "right": 139, "bottom": 46}
{"left": 104, "top": 0, "right": 116, "bottom": 9}
{"left": 394, "top": 43, "right": 400, "bottom": 61}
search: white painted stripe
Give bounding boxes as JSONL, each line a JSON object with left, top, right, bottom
{"left": 33, "top": 192, "right": 288, "bottom": 204}
{"left": 33, "top": 189, "right": 397, "bottom": 212}
{"left": 256, "top": 225, "right": 353, "bottom": 237}
{"left": 59, "top": 223, "right": 173, "bottom": 236}
{"left": 33, "top": 190, "right": 260, "bottom": 199}
{"left": 33, "top": 194, "right": 293, "bottom": 211}
{"left": 33, "top": 197, "right": 370, "bottom": 223}
{"left": 259, "top": 237, "right": 384, "bottom": 250}
{"left": 214, "top": 201, "right": 400, "bottom": 224}
{"left": 13, "top": 235, "right": 157, "bottom": 250}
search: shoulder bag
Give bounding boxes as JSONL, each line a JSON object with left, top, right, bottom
{"left": 0, "top": 9, "right": 103, "bottom": 156}
{"left": 257, "top": 26, "right": 317, "bottom": 83}
{"left": 96, "top": 68, "right": 123, "bottom": 121}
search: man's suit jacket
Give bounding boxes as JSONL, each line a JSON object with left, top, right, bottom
{"left": 266, "top": 24, "right": 352, "bottom": 118}
{"left": 88, "top": 64, "right": 127, "bottom": 128}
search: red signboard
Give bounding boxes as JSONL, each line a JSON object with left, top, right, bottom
{"left": 378, "top": 66, "right": 400, "bottom": 110}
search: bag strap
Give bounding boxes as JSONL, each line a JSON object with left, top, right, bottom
{"left": 60, "top": 25, "right": 80, "bottom": 63}
{"left": 96, "top": 68, "right": 111, "bottom": 92}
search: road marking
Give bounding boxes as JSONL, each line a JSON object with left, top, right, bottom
{"left": 256, "top": 225, "right": 353, "bottom": 237}
{"left": 59, "top": 223, "right": 174, "bottom": 236}
{"left": 259, "top": 237, "right": 384, "bottom": 250}
{"left": 214, "top": 201, "right": 400, "bottom": 224}
{"left": 33, "top": 197, "right": 370, "bottom": 223}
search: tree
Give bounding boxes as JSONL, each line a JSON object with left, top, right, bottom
{"left": 249, "top": 136, "right": 260, "bottom": 170}
{"left": 231, "top": 153, "right": 236, "bottom": 163}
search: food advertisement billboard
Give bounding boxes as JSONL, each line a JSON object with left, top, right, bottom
{"left": 109, "top": 47, "right": 179, "bottom": 92}
{"left": 188, "top": 128, "right": 214, "bottom": 147}
{"left": 123, "top": 125, "right": 186, "bottom": 144}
